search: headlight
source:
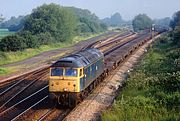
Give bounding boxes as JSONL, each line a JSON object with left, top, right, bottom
{"left": 63, "top": 88, "right": 69, "bottom": 91}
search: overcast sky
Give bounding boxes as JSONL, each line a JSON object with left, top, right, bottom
{"left": 0, "top": 0, "right": 180, "bottom": 20}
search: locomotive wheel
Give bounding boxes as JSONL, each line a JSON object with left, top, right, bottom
{"left": 69, "top": 93, "right": 77, "bottom": 108}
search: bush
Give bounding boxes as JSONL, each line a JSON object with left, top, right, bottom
{"left": 172, "top": 26, "right": 180, "bottom": 47}
{"left": 156, "top": 36, "right": 170, "bottom": 44}
{"left": 0, "top": 35, "right": 26, "bottom": 51}
{"left": 19, "top": 31, "right": 40, "bottom": 48}
{"left": 36, "top": 32, "right": 54, "bottom": 45}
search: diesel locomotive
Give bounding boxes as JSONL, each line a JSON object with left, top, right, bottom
{"left": 49, "top": 48, "right": 105, "bottom": 107}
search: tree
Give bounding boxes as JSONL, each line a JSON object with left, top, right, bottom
{"left": 36, "top": 32, "right": 54, "bottom": 45}
{"left": 23, "top": 4, "right": 77, "bottom": 42}
{"left": 153, "top": 17, "right": 171, "bottom": 29}
{"left": 102, "top": 12, "right": 124, "bottom": 26}
{"left": 66, "top": 7, "right": 107, "bottom": 34}
{"left": 170, "top": 11, "right": 180, "bottom": 29}
{"left": 0, "top": 16, "right": 26, "bottom": 31}
{"left": 132, "top": 14, "right": 152, "bottom": 32}
{"left": 19, "top": 31, "right": 39, "bottom": 48}
{"left": 0, "top": 4, "right": 107, "bottom": 52}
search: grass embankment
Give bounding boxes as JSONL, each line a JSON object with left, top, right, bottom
{"left": 102, "top": 34, "right": 180, "bottom": 121}
{"left": 0, "top": 33, "right": 102, "bottom": 75}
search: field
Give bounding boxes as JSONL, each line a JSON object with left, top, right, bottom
{"left": 0, "top": 29, "right": 15, "bottom": 40}
{"left": 102, "top": 34, "right": 180, "bottom": 121}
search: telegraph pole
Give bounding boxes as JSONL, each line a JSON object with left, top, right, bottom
{"left": 150, "top": 24, "right": 155, "bottom": 49}
{"left": 151, "top": 24, "right": 155, "bottom": 39}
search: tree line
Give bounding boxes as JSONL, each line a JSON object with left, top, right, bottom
{"left": 102, "top": 12, "right": 124, "bottom": 27}
{"left": 0, "top": 16, "right": 26, "bottom": 31}
{"left": 0, "top": 3, "right": 179, "bottom": 52}
{"left": 132, "top": 11, "right": 180, "bottom": 44}
{"left": 0, "top": 4, "right": 107, "bottom": 52}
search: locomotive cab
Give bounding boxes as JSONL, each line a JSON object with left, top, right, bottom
{"left": 49, "top": 67, "right": 84, "bottom": 93}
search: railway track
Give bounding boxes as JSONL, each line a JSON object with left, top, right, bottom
{"left": 104, "top": 32, "right": 152, "bottom": 70}
{"left": 44, "top": 31, "right": 155, "bottom": 120}
{"left": 66, "top": 52, "right": 128, "bottom": 121}
{"left": 64, "top": 31, "right": 160, "bottom": 121}
{"left": 0, "top": 66, "right": 49, "bottom": 87}
{"left": 98, "top": 34, "right": 137, "bottom": 53}
{"left": 0, "top": 70, "right": 48, "bottom": 111}
{"left": 0, "top": 66, "right": 50, "bottom": 120}
{"left": 0, "top": 31, "right": 123, "bottom": 86}
{"left": 11, "top": 96, "right": 49, "bottom": 121}
{"left": 0, "top": 85, "right": 49, "bottom": 121}
{"left": 0, "top": 31, "right": 158, "bottom": 121}
{"left": 82, "top": 31, "right": 133, "bottom": 50}
{"left": 0, "top": 31, "right": 129, "bottom": 120}
{"left": 37, "top": 108, "right": 70, "bottom": 121}
{"left": 94, "top": 32, "right": 134, "bottom": 49}
{"left": 64, "top": 31, "right": 159, "bottom": 120}
{"left": 37, "top": 107, "right": 56, "bottom": 121}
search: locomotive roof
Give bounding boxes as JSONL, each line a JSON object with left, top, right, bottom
{"left": 51, "top": 48, "right": 103, "bottom": 68}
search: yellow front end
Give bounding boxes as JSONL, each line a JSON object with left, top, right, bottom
{"left": 49, "top": 77, "right": 80, "bottom": 92}
{"left": 49, "top": 67, "right": 84, "bottom": 93}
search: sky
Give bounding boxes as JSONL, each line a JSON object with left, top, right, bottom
{"left": 0, "top": 0, "right": 180, "bottom": 20}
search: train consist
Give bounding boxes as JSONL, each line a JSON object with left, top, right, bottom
{"left": 49, "top": 30, "right": 163, "bottom": 107}
{"left": 49, "top": 48, "right": 106, "bottom": 107}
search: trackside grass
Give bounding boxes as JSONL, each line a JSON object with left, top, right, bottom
{"left": 0, "top": 67, "right": 18, "bottom": 75}
{"left": 102, "top": 34, "right": 180, "bottom": 121}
